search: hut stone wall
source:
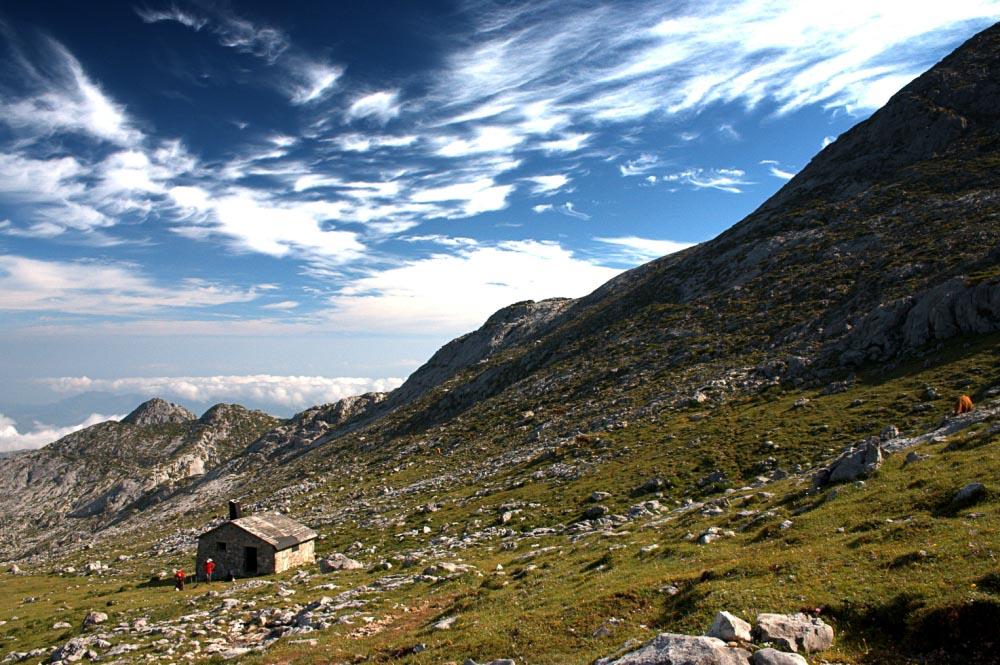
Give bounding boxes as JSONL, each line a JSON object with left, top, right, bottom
{"left": 196, "top": 522, "right": 275, "bottom": 579}
{"left": 274, "top": 538, "right": 315, "bottom": 573}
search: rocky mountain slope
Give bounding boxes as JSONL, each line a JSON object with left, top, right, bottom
{"left": 1, "top": 23, "right": 999, "bottom": 665}
{"left": 0, "top": 399, "right": 277, "bottom": 560}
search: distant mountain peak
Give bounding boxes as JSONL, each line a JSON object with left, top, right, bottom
{"left": 121, "top": 398, "right": 196, "bottom": 427}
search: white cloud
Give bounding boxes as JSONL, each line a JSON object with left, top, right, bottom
{"left": 663, "top": 167, "right": 753, "bottom": 193}
{"left": 329, "top": 133, "right": 418, "bottom": 152}
{"left": 0, "top": 39, "right": 140, "bottom": 146}
{"left": 539, "top": 133, "right": 591, "bottom": 153}
{"left": 558, "top": 202, "right": 590, "bottom": 220}
{"left": 214, "top": 14, "right": 289, "bottom": 63}
{"left": 0, "top": 412, "right": 123, "bottom": 452}
{"left": 526, "top": 174, "right": 570, "bottom": 194}
{"left": 325, "top": 240, "right": 620, "bottom": 333}
{"left": 168, "top": 186, "right": 366, "bottom": 262}
{"left": 821, "top": 135, "right": 837, "bottom": 148}
{"left": 346, "top": 90, "right": 402, "bottom": 124}
{"left": 44, "top": 375, "right": 404, "bottom": 411}
{"left": 0, "top": 153, "right": 85, "bottom": 202}
{"left": 767, "top": 165, "right": 796, "bottom": 180}
{"left": 435, "top": 126, "right": 524, "bottom": 157}
{"left": 287, "top": 58, "right": 342, "bottom": 104}
{"left": 430, "top": 0, "right": 1000, "bottom": 138}
{"left": 594, "top": 235, "right": 695, "bottom": 262}
{"left": 410, "top": 178, "right": 514, "bottom": 216}
{"left": 135, "top": 5, "right": 208, "bottom": 30}
{"left": 0, "top": 255, "right": 259, "bottom": 315}
{"left": 260, "top": 300, "right": 300, "bottom": 310}
{"left": 532, "top": 203, "right": 554, "bottom": 213}
{"left": 620, "top": 154, "right": 660, "bottom": 177}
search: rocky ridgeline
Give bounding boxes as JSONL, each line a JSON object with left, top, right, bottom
{"left": 119, "top": 399, "right": 195, "bottom": 427}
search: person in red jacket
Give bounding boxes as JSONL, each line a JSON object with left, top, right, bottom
{"left": 174, "top": 568, "right": 185, "bottom": 591}
{"left": 204, "top": 558, "right": 215, "bottom": 583}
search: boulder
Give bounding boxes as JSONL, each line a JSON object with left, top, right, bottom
{"left": 950, "top": 482, "right": 987, "bottom": 508}
{"left": 751, "top": 648, "right": 808, "bottom": 665}
{"left": 707, "top": 611, "right": 752, "bottom": 642}
{"left": 595, "top": 633, "right": 750, "bottom": 664}
{"left": 82, "top": 611, "right": 108, "bottom": 628}
{"left": 319, "top": 553, "right": 363, "bottom": 572}
{"left": 753, "top": 613, "right": 833, "bottom": 653}
{"left": 50, "top": 638, "right": 89, "bottom": 663}
{"left": 815, "top": 438, "right": 882, "bottom": 486}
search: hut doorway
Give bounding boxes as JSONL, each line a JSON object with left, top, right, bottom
{"left": 244, "top": 546, "right": 258, "bottom": 574}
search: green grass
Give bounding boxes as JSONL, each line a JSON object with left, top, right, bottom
{"left": 3, "top": 334, "right": 996, "bottom": 664}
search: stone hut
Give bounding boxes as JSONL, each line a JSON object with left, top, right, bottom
{"left": 196, "top": 502, "right": 317, "bottom": 579}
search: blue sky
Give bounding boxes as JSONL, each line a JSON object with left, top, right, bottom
{"left": 1, "top": 1, "right": 998, "bottom": 448}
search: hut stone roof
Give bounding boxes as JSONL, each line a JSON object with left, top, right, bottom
{"left": 201, "top": 512, "right": 317, "bottom": 551}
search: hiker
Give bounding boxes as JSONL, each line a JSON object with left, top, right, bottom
{"left": 954, "top": 394, "right": 974, "bottom": 415}
{"left": 174, "top": 568, "right": 185, "bottom": 591}
{"left": 204, "top": 558, "right": 215, "bottom": 583}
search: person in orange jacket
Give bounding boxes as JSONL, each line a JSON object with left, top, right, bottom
{"left": 204, "top": 558, "right": 215, "bottom": 583}
{"left": 954, "top": 394, "right": 974, "bottom": 415}
{"left": 174, "top": 568, "right": 185, "bottom": 591}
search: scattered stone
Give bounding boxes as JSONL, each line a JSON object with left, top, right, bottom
{"left": 752, "top": 648, "right": 808, "bottom": 665}
{"left": 584, "top": 505, "right": 610, "bottom": 520}
{"left": 590, "top": 491, "right": 612, "bottom": 502}
{"left": 434, "top": 616, "right": 458, "bottom": 630}
{"left": 814, "top": 438, "right": 882, "bottom": 486}
{"left": 690, "top": 392, "right": 710, "bottom": 406}
{"left": 52, "top": 621, "right": 72, "bottom": 629}
{"left": 319, "top": 553, "right": 363, "bottom": 572}
{"left": 881, "top": 424, "right": 900, "bottom": 440}
{"left": 50, "top": 638, "right": 89, "bottom": 663}
{"left": 698, "top": 471, "right": 728, "bottom": 488}
{"left": 635, "top": 477, "right": 669, "bottom": 495}
{"left": 753, "top": 613, "right": 834, "bottom": 653}
{"left": 904, "top": 451, "right": 929, "bottom": 466}
{"left": 7, "top": 564, "right": 20, "bottom": 574}
{"left": 707, "top": 611, "right": 752, "bottom": 642}
{"left": 951, "top": 482, "right": 987, "bottom": 508}
{"left": 82, "top": 611, "right": 108, "bottom": 628}
{"left": 595, "top": 633, "right": 750, "bottom": 665}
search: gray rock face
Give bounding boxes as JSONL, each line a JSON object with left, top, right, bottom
{"left": 753, "top": 613, "right": 834, "bottom": 653}
{"left": 121, "top": 398, "right": 196, "bottom": 427}
{"left": 318, "top": 553, "right": 363, "bottom": 572}
{"left": 595, "top": 633, "right": 750, "bottom": 664}
{"left": 835, "top": 278, "right": 1000, "bottom": 365}
{"left": 814, "top": 438, "right": 882, "bottom": 487}
{"left": 751, "top": 648, "right": 807, "bottom": 665}
{"left": 707, "top": 611, "right": 752, "bottom": 643}
{"left": 385, "top": 298, "right": 572, "bottom": 409}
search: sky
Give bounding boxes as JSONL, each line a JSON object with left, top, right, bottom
{"left": 1, "top": 1, "right": 998, "bottom": 450}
